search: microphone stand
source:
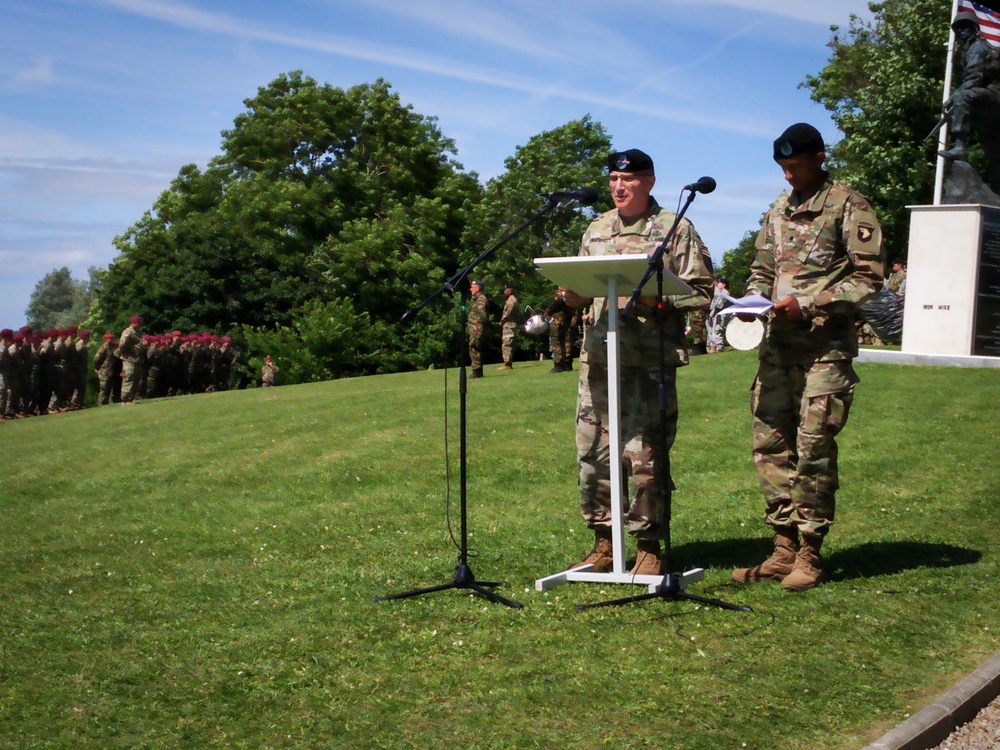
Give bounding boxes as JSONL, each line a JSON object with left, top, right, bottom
{"left": 375, "top": 196, "right": 569, "bottom": 609}
{"left": 576, "top": 188, "right": 750, "bottom": 613}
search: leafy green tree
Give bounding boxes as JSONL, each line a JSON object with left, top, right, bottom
{"left": 25, "top": 266, "right": 97, "bottom": 329}
{"left": 802, "top": 0, "right": 952, "bottom": 261}
{"left": 97, "top": 72, "right": 480, "bottom": 375}
{"left": 460, "top": 117, "right": 612, "bottom": 361}
{"left": 716, "top": 230, "right": 758, "bottom": 297}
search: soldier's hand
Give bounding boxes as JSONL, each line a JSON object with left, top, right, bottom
{"left": 773, "top": 296, "right": 803, "bottom": 322}
{"left": 735, "top": 313, "right": 757, "bottom": 323}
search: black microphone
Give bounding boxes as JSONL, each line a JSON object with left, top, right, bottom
{"left": 545, "top": 187, "right": 600, "bottom": 205}
{"left": 683, "top": 176, "right": 717, "bottom": 194}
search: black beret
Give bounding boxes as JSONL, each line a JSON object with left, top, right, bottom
{"left": 607, "top": 149, "right": 654, "bottom": 174}
{"left": 773, "top": 123, "right": 825, "bottom": 161}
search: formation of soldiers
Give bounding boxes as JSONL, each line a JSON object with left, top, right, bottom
{"left": 0, "top": 322, "right": 241, "bottom": 419}
{"left": 0, "top": 325, "right": 92, "bottom": 418}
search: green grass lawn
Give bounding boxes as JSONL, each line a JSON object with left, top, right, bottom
{"left": 2, "top": 350, "right": 998, "bottom": 749}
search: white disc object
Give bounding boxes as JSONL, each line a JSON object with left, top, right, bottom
{"left": 725, "top": 317, "right": 764, "bottom": 350}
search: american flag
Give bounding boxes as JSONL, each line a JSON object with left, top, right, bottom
{"left": 958, "top": 1, "right": 1000, "bottom": 46}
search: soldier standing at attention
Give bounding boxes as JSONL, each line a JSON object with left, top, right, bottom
{"left": 546, "top": 287, "right": 578, "bottom": 373}
{"left": 497, "top": 283, "right": 520, "bottom": 371}
{"left": 118, "top": 315, "right": 143, "bottom": 403}
{"left": 94, "top": 333, "right": 117, "bottom": 405}
{"left": 467, "top": 279, "right": 488, "bottom": 380}
{"left": 562, "top": 149, "right": 714, "bottom": 576}
{"left": 69, "top": 329, "right": 90, "bottom": 409}
{"left": 731, "top": 123, "right": 884, "bottom": 592}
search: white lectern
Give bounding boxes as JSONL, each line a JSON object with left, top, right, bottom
{"left": 531, "top": 254, "right": 705, "bottom": 593}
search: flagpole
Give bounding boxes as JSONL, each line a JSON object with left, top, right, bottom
{"left": 934, "top": 0, "right": 961, "bottom": 206}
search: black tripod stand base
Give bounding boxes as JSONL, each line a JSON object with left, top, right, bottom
{"left": 574, "top": 572, "right": 751, "bottom": 612}
{"left": 374, "top": 561, "right": 523, "bottom": 609}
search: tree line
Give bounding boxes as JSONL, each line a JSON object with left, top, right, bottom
{"left": 29, "top": 0, "right": 951, "bottom": 384}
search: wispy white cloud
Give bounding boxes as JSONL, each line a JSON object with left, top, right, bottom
{"left": 665, "top": 0, "right": 873, "bottom": 27}
{"left": 96, "top": 0, "right": 774, "bottom": 137}
{"left": 6, "top": 56, "right": 57, "bottom": 89}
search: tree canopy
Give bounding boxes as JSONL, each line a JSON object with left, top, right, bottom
{"left": 94, "top": 72, "right": 609, "bottom": 381}
{"left": 802, "top": 0, "right": 953, "bottom": 260}
{"left": 26, "top": 266, "right": 99, "bottom": 330}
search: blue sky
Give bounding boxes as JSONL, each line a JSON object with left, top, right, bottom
{"left": 0, "top": 0, "right": 879, "bottom": 328}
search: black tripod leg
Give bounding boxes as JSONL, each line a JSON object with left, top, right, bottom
{"left": 374, "top": 582, "right": 461, "bottom": 602}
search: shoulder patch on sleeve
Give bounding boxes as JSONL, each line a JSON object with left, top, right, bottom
{"left": 857, "top": 223, "right": 875, "bottom": 243}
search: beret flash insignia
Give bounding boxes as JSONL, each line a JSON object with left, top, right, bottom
{"left": 615, "top": 155, "right": 630, "bottom": 170}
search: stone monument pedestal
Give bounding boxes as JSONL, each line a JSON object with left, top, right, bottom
{"left": 903, "top": 204, "right": 1000, "bottom": 357}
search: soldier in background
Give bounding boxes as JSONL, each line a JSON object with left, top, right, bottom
{"left": 686, "top": 309, "right": 708, "bottom": 355}
{"left": 886, "top": 260, "right": 906, "bottom": 295}
{"left": 497, "top": 283, "right": 520, "bottom": 371}
{"left": 94, "top": 333, "right": 118, "bottom": 405}
{"left": 49, "top": 327, "right": 70, "bottom": 411}
{"left": 69, "top": 329, "right": 90, "bottom": 409}
{"left": 546, "top": 287, "right": 578, "bottom": 373}
{"left": 37, "top": 329, "right": 57, "bottom": 415}
{"left": 0, "top": 329, "right": 12, "bottom": 418}
{"left": 118, "top": 315, "right": 143, "bottom": 403}
{"left": 260, "top": 355, "right": 279, "bottom": 387}
{"left": 8, "top": 333, "right": 26, "bottom": 416}
{"left": 467, "top": 279, "right": 488, "bottom": 379}
{"left": 731, "top": 123, "right": 884, "bottom": 592}
{"left": 145, "top": 335, "right": 168, "bottom": 398}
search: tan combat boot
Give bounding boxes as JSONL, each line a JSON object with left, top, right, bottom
{"left": 629, "top": 539, "right": 662, "bottom": 576}
{"left": 781, "top": 534, "right": 823, "bottom": 591}
{"left": 731, "top": 527, "right": 798, "bottom": 583}
{"left": 567, "top": 528, "right": 614, "bottom": 572}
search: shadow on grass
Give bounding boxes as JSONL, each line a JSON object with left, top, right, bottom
{"left": 671, "top": 538, "right": 981, "bottom": 582}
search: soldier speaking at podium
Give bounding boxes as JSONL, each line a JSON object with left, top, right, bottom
{"left": 561, "top": 149, "right": 714, "bottom": 576}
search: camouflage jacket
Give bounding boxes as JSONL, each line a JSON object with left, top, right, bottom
{"left": 747, "top": 176, "right": 884, "bottom": 366}
{"left": 467, "top": 292, "right": 489, "bottom": 336}
{"left": 93, "top": 342, "right": 116, "bottom": 378}
{"left": 118, "top": 326, "right": 141, "bottom": 363}
{"left": 500, "top": 294, "right": 520, "bottom": 329}
{"left": 578, "top": 197, "right": 714, "bottom": 368}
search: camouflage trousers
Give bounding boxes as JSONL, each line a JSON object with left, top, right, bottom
{"left": 98, "top": 376, "right": 114, "bottom": 405}
{"left": 468, "top": 334, "right": 483, "bottom": 369}
{"left": 121, "top": 360, "right": 140, "bottom": 402}
{"left": 576, "top": 359, "right": 677, "bottom": 540}
{"left": 0, "top": 369, "right": 10, "bottom": 415}
{"left": 751, "top": 359, "right": 857, "bottom": 537}
{"left": 501, "top": 324, "right": 516, "bottom": 365}
{"left": 549, "top": 318, "right": 573, "bottom": 364}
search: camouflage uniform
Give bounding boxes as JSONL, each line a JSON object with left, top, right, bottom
{"left": 93, "top": 339, "right": 117, "bottom": 405}
{"left": 576, "top": 198, "right": 713, "bottom": 540}
{"left": 467, "top": 290, "right": 489, "bottom": 370}
{"left": 547, "top": 292, "right": 579, "bottom": 369}
{"left": 687, "top": 309, "right": 708, "bottom": 354}
{"left": 118, "top": 324, "right": 142, "bottom": 402}
{"left": 261, "top": 360, "right": 279, "bottom": 386}
{"left": 886, "top": 269, "right": 905, "bottom": 295}
{"left": 0, "top": 332, "right": 12, "bottom": 417}
{"left": 70, "top": 335, "right": 89, "bottom": 408}
{"left": 746, "top": 175, "right": 883, "bottom": 537}
{"left": 499, "top": 293, "right": 520, "bottom": 367}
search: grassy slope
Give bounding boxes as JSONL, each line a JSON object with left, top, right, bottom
{"left": 1, "top": 351, "right": 998, "bottom": 749}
